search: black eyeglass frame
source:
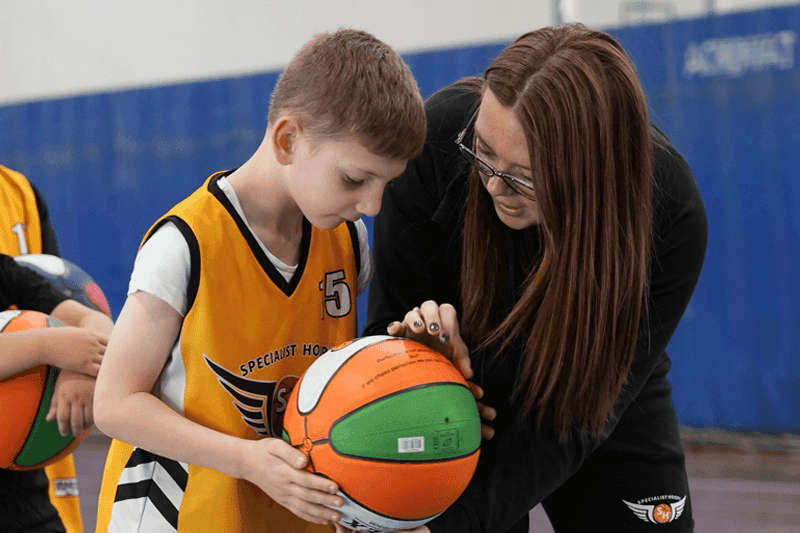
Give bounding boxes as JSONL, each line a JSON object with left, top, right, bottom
{"left": 455, "top": 126, "right": 537, "bottom": 201}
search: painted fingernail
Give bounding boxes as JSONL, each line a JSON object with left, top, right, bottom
{"left": 413, "top": 319, "right": 423, "bottom": 328}
{"left": 429, "top": 322, "right": 440, "bottom": 332}
{"left": 440, "top": 333, "right": 450, "bottom": 343}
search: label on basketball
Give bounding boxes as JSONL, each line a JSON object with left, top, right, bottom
{"left": 397, "top": 436, "right": 424, "bottom": 453}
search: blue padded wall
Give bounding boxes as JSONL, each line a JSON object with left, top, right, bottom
{"left": 1, "top": 5, "right": 798, "bottom": 431}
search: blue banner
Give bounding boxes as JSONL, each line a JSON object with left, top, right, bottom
{"left": 1, "top": 5, "right": 798, "bottom": 431}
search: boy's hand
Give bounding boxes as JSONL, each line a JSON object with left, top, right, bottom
{"left": 241, "top": 438, "right": 344, "bottom": 526}
{"left": 46, "top": 370, "right": 96, "bottom": 437}
{"left": 43, "top": 326, "right": 105, "bottom": 376}
{"left": 388, "top": 301, "right": 496, "bottom": 440}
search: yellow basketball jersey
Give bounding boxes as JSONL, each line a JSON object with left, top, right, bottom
{"left": 96, "top": 173, "right": 359, "bottom": 532}
{"left": 0, "top": 164, "right": 43, "bottom": 256}
{"left": 0, "top": 164, "right": 83, "bottom": 533}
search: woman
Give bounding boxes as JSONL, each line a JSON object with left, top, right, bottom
{"left": 364, "top": 24, "right": 706, "bottom": 532}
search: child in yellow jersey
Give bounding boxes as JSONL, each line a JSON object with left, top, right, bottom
{"left": 93, "top": 29, "right": 426, "bottom": 532}
{"left": 1, "top": 164, "right": 92, "bottom": 533}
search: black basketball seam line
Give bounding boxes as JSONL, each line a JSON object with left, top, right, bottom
{"left": 326, "top": 381, "right": 479, "bottom": 463}
{"left": 15, "top": 365, "right": 63, "bottom": 466}
{"left": 335, "top": 484, "right": 444, "bottom": 523}
{"left": 296, "top": 337, "right": 423, "bottom": 416}
{"left": 327, "top": 448, "right": 480, "bottom": 465}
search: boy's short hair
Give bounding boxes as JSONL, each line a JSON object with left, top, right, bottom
{"left": 269, "top": 29, "right": 426, "bottom": 162}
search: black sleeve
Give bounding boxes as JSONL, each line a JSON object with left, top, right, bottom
{"left": 364, "top": 84, "right": 476, "bottom": 335}
{"left": 366, "top": 82, "right": 708, "bottom": 531}
{"left": 31, "top": 184, "right": 60, "bottom": 256}
{"left": 0, "top": 254, "right": 68, "bottom": 314}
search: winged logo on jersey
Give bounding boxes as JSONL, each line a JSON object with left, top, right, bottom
{"left": 204, "top": 354, "right": 279, "bottom": 437}
{"left": 623, "top": 496, "right": 687, "bottom": 524}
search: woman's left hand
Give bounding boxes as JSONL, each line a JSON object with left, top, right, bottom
{"left": 388, "top": 301, "right": 496, "bottom": 439}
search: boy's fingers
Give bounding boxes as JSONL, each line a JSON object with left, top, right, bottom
{"left": 56, "top": 402, "right": 70, "bottom": 437}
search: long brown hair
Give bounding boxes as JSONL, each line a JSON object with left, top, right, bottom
{"left": 460, "top": 24, "right": 654, "bottom": 437}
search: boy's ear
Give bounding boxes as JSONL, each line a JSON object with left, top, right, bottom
{"left": 272, "top": 117, "right": 301, "bottom": 165}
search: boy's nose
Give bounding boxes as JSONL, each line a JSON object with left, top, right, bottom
{"left": 357, "top": 184, "right": 384, "bottom": 217}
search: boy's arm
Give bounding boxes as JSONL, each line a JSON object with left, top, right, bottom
{"left": 94, "top": 291, "right": 345, "bottom": 526}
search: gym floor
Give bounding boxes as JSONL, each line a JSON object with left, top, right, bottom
{"left": 73, "top": 428, "right": 800, "bottom": 533}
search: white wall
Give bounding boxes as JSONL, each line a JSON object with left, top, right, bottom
{"left": 1, "top": 0, "right": 551, "bottom": 105}
{"left": 2, "top": 0, "right": 796, "bottom": 105}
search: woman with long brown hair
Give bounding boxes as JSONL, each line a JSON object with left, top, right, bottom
{"left": 364, "top": 24, "right": 706, "bottom": 532}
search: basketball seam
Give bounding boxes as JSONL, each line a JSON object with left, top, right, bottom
{"left": 297, "top": 335, "right": 393, "bottom": 416}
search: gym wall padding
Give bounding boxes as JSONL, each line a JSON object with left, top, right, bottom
{"left": 1, "top": 5, "right": 798, "bottom": 432}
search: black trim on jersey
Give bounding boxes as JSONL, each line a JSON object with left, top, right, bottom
{"left": 143, "top": 216, "right": 201, "bottom": 315}
{"left": 115, "top": 481, "right": 178, "bottom": 529}
{"left": 122, "top": 448, "right": 189, "bottom": 490}
{"left": 207, "top": 174, "right": 312, "bottom": 298}
{"left": 345, "top": 220, "right": 361, "bottom": 277}
{"left": 114, "top": 448, "right": 188, "bottom": 530}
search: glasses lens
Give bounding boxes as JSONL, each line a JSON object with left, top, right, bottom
{"left": 459, "top": 146, "right": 493, "bottom": 176}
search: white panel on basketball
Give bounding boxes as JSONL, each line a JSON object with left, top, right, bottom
{"left": 336, "top": 490, "right": 442, "bottom": 532}
{"left": 0, "top": 310, "right": 23, "bottom": 331}
{"left": 296, "top": 335, "right": 394, "bottom": 414}
{"left": 15, "top": 254, "right": 68, "bottom": 275}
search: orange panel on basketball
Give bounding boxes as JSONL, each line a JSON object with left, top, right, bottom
{"left": 308, "top": 444, "right": 480, "bottom": 520}
{"left": 282, "top": 335, "right": 482, "bottom": 532}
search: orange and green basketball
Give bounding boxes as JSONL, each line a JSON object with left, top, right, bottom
{"left": 0, "top": 309, "right": 87, "bottom": 470}
{"left": 282, "top": 335, "right": 481, "bottom": 532}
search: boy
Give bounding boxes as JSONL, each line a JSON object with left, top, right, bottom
{"left": 1, "top": 164, "right": 90, "bottom": 533}
{"left": 0, "top": 252, "right": 113, "bottom": 533}
{"left": 93, "top": 29, "right": 426, "bottom": 532}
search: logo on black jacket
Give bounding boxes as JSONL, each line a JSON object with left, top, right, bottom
{"left": 623, "top": 495, "right": 687, "bottom": 524}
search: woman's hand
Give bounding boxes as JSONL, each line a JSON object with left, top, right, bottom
{"left": 387, "top": 301, "right": 496, "bottom": 439}
{"left": 46, "top": 370, "right": 96, "bottom": 437}
{"left": 239, "top": 438, "right": 344, "bottom": 526}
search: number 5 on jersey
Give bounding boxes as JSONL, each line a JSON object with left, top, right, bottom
{"left": 320, "top": 270, "right": 352, "bottom": 318}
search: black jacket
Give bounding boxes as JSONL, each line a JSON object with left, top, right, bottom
{"left": 364, "top": 83, "right": 708, "bottom": 532}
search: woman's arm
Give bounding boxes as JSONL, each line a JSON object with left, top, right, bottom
{"left": 93, "top": 291, "right": 345, "bottom": 526}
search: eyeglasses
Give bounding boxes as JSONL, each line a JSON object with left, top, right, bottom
{"left": 455, "top": 127, "right": 536, "bottom": 201}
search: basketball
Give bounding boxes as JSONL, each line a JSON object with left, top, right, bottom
{"left": 14, "top": 253, "right": 111, "bottom": 316}
{"left": 0, "top": 309, "right": 88, "bottom": 470}
{"left": 282, "top": 335, "right": 481, "bottom": 532}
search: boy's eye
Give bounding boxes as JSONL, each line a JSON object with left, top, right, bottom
{"left": 343, "top": 174, "right": 363, "bottom": 186}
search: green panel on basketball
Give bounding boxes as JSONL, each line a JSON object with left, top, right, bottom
{"left": 15, "top": 366, "right": 75, "bottom": 467}
{"left": 330, "top": 384, "right": 481, "bottom": 462}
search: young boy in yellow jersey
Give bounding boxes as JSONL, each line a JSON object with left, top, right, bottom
{"left": 93, "top": 29, "right": 426, "bottom": 532}
{"left": 1, "top": 164, "right": 90, "bottom": 533}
